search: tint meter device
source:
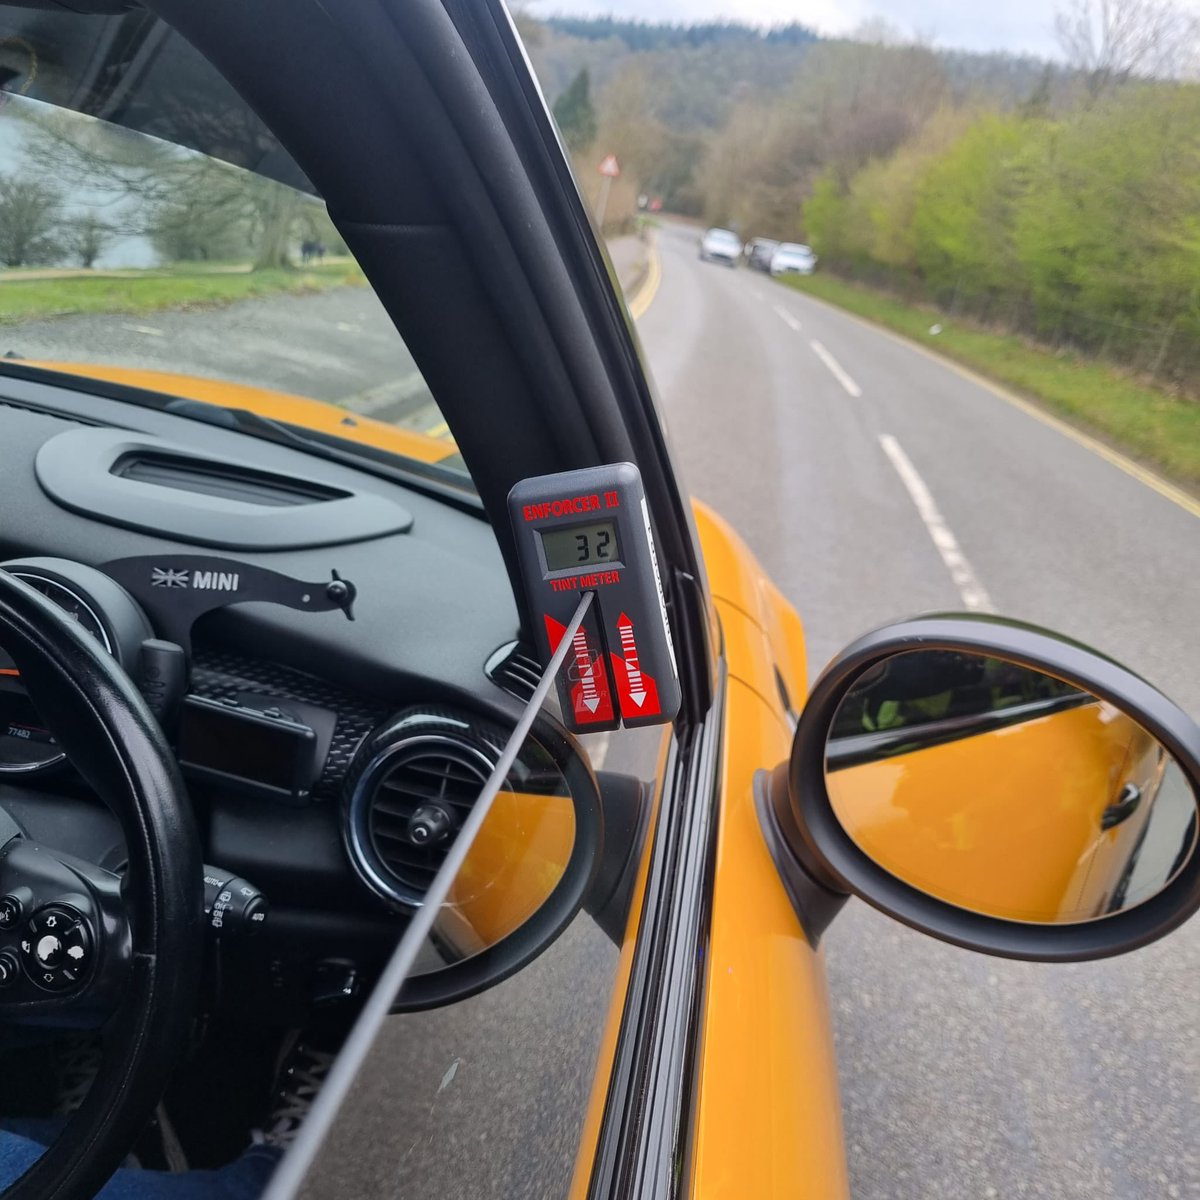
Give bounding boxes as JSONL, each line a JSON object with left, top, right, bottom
{"left": 509, "top": 464, "right": 680, "bottom": 733}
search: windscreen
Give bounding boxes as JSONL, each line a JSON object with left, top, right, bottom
{"left": 0, "top": 8, "right": 468, "bottom": 480}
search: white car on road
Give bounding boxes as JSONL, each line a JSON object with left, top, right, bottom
{"left": 770, "top": 242, "right": 817, "bottom": 276}
{"left": 698, "top": 227, "right": 741, "bottom": 267}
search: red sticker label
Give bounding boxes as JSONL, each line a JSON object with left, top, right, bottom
{"left": 609, "top": 612, "right": 661, "bottom": 718}
{"left": 544, "top": 614, "right": 615, "bottom": 725}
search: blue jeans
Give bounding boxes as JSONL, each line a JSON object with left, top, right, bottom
{"left": 0, "top": 1120, "right": 280, "bottom": 1199}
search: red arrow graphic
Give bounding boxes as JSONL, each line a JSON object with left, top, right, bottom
{"left": 610, "top": 612, "right": 660, "bottom": 718}
{"left": 544, "top": 613, "right": 615, "bottom": 725}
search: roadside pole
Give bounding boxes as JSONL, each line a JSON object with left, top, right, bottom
{"left": 596, "top": 153, "right": 620, "bottom": 230}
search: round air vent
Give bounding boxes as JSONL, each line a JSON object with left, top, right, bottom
{"left": 344, "top": 709, "right": 506, "bottom": 908}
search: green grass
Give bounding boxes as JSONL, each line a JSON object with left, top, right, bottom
{"left": 0, "top": 261, "right": 366, "bottom": 324}
{"left": 779, "top": 273, "right": 1200, "bottom": 491}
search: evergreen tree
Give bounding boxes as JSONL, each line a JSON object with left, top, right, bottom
{"left": 553, "top": 69, "right": 597, "bottom": 152}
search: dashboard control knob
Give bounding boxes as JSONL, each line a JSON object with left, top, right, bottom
{"left": 0, "top": 894, "right": 22, "bottom": 931}
{"left": 20, "top": 905, "right": 92, "bottom": 992}
{"left": 407, "top": 803, "right": 455, "bottom": 847}
{"left": 0, "top": 950, "right": 17, "bottom": 989}
{"left": 202, "top": 867, "right": 269, "bottom": 937}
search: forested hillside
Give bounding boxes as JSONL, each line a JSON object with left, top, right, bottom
{"left": 521, "top": 7, "right": 1200, "bottom": 390}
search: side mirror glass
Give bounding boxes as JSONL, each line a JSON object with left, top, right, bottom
{"left": 771, "top": 617, "right": 1200, "bottom": 960}
{"left": 826, "top": 650, "right": 1196, "bottom": 924}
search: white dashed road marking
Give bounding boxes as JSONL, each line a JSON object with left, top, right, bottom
{"left": 879, "top": 433, "right": 995, "bottom": 613}
{"left": 810, "top": 339, "right": 862, "bottom": 397}
{"left": 773, "top": 304, "right": 802, "bottom": 331}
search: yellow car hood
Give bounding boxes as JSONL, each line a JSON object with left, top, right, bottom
{"left": 29, "top": 361, "right": 456, "bottom": 467}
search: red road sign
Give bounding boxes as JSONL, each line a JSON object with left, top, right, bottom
{"left": 598, "top": 154, "right": 620, "bottom": 178}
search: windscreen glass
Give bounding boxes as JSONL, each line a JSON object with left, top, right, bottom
{"left": 0, "top": 9, "right": 468, "bottom": 480}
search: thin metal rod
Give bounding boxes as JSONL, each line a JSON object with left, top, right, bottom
{"left": 264, "top": 590, "right": 596, "bottom": 1199}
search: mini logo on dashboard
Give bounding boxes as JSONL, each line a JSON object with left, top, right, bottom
{"left": 150, "top": 568, "right": 240, "bottom": 592}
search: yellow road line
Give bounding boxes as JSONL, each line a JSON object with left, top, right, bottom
{"left": 788, "top": 287, "right": 1200, "bottom": 521}
{"left": 425, "top": 420, "right": 451, "bottom": 440}
{"left": 627, "top": 234, "right": 661, "bottom": 321}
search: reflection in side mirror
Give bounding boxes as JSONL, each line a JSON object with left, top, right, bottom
{"left": 826, "top": 650, "right": 1198, "bottom": 924}
{"left": 769, "top": 616, "right": 1200, "bottom": 961}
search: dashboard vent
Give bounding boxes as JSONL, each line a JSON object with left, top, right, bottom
{"left": 485, "top": 641, "right": 543, "bottom": 703}
{"left": 367, "top": 742, "right": 492, "bottom": 898}
{"left": 111, "top": 450, "right": 348, "bottom": 508}
{"left": 345, "top": 711, "right": 508, "bottom": 908}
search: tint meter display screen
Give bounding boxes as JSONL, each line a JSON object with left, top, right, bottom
{"left": 539, "top": 520, "right": 620, "bottom": 571}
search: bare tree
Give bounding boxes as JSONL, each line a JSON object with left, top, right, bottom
{"left": 15, "top": 101, "right": 303, "bottom": 269}
{"left": 0, "top": 175, "right": 63, "bottom": 267}
{"left": 1055, "top": 0, "right": 1200, "bottom": 94}
{"left": 68, "top": 214, "right": 113, "bottom": 268}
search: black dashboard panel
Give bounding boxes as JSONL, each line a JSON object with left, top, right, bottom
{"left": 36, "top": 425, "right": 415, "bottom": 550}
{"left": 0, "top": 377, "right": 529, "bottom": 1018}
{"left": 0, "top": 381, "right": 520, "bottom": 709}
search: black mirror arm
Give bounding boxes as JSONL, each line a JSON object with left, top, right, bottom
{"left": 755, "top": 765, "right": 847, "bottom": 948}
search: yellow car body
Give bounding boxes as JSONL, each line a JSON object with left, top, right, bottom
{"left": 829, "top": 703, "right": 1165, "bottom": 924}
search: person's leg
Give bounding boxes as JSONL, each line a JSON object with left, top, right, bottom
{"left": 0, "top": 1123, "right": 281, "bottom": 1200}
{"left": 0, "top": 1123, "right": 49, "bottom": 1189}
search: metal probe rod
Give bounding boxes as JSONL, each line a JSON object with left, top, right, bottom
{"left": 264, "top": 590, "right": 597, "bottom": 1198}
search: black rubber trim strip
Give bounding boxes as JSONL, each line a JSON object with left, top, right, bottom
{"left": 588, "top": 663, "right": 725, "bottom": 1200}
{"left": 826, "top": 690, "right": 1092, "bottom": 769}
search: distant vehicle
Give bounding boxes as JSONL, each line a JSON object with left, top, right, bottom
{"left": 745, "top": 238, "right": 780, "bottom": 271}
{"left": 770, "top": 242, "right": 817, "bottom": 276}
{"left": 699, "top": 227, "right": 741, "bottom": 267}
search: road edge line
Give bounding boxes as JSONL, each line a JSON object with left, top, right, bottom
{"left": 628, "top": 233, "right": 661, "bottom": 321}
{"left": 782, "top": 283, "right": 1200, "bottom": 520}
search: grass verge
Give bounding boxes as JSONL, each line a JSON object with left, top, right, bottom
{"left": 0, "top": 262, "right": 365, "bottom": 324}
{"left": 779, "top": 272, "right": 1200, "bottom": 491}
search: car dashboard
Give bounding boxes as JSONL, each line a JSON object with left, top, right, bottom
{"left": 0, "top": 371, "right": 537, "bottom": 1022}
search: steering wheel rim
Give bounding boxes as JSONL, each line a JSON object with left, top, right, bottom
{"left": 0, "top": 569, "right": 203, "bottom": 1200}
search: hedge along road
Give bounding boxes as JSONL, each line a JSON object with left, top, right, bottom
{"left": 636, "top": 219, "right": 1200, "bottom": 1200}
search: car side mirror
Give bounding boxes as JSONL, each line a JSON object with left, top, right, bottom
{"left": 764, "top": 615, "right": 1200, "bottom": 961}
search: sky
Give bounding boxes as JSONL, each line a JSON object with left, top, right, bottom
{"left": 536, "top": 0, "right": 1069, "bottom": 59}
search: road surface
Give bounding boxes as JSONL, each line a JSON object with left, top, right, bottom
{"left": 637, "top": 221, "right": 1200, "bottom": 1200}
{"left": 0, "top": 286, "right": 444, "bottom": 434}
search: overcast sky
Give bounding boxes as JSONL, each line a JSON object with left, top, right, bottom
{"left": 537, "top": 1, "right": 1070, "bottom": 59}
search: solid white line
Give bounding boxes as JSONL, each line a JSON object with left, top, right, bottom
{"left": 810, "top": 339, "right": 862, "bottom": 397}
{"left": 773, "top": 304, "right": 801, "bottom": 331}
{"left": 879, "top": 434, "right": 995, "bottom": 613}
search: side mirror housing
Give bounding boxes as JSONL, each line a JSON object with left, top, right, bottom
{"left": 766, "top": 615, "right": 1200, "bottom": 961}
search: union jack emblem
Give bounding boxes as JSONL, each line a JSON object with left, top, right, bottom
{"left": 150, "top": 567, "right": 190, "bottom": 589}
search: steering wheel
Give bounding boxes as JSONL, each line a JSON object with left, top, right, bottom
{"left": 0, "top": 570, "right": 204, "bottom": 1200}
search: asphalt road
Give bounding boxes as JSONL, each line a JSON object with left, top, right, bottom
{"left": 637, "top": 221, "right": 1200, "bottom": 1200}
{"left": 1, "top": 286, "right": 444, "bottom": 433}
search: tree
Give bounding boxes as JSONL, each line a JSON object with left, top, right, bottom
{"left": 1055, "top": 0, "right": 1200, "bottom": 96}
{"left": 68, "top": 214, "right": 112, "bottom": 268}
{"left": 0, "top": 175, "right": 63, "bottom": 267}
{"left": 1013, "top": 85, "right": 1200, "bottom": 333}
{"left": 16, "top": 99, "right": 301, "bottom": 270}
{"left": 553, "top": 68, "right": 597, "bottom": 152}
{"left": 913, "top": 113, "right": 1031, "bottom": 301}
